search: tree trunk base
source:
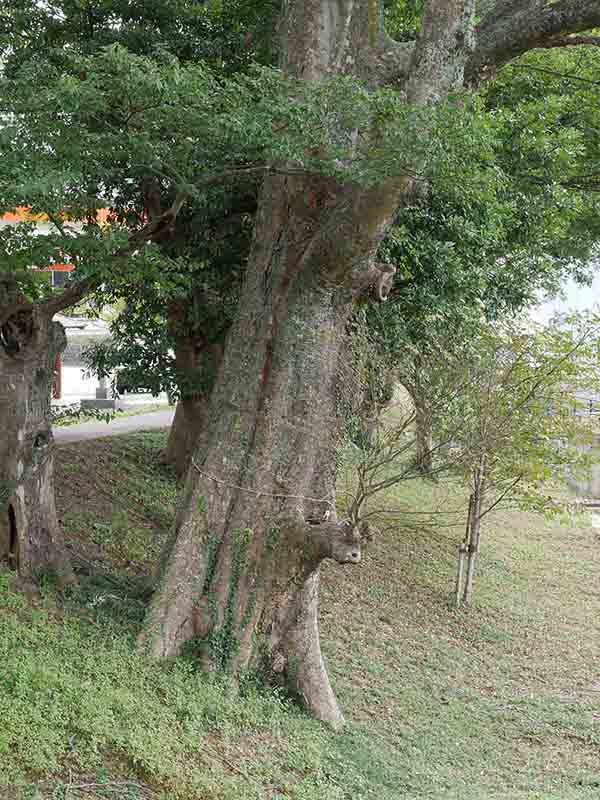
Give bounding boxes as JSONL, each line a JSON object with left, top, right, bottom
{"left": 281, "top": 571, "right": 344, "bottom": 730}
{"left": 139, "top": 506, "right": 363, "bottom": 729}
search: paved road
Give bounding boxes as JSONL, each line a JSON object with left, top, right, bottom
{"left": 54, "top": 409, "right": 175, "bottom": 444}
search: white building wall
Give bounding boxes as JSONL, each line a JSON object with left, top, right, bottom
{"left": 60, "top": 366, "right": 98, "bottom": 398}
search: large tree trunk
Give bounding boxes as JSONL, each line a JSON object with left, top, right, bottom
{"left": 164, "top": 399, "right": 186, "bottom": 474}
{"left": 141, "top": 0, "right": 484, "bottom": 727}
{"left": 0, "top": 309, "right": 74, "bottom": 587}
{"left": 141, "top": 174, "right": 362, "bottom": 729}
{"left": 165, "top": 394, "right": 210, "bottom": 478}
{"left": 164, "top": 399, "right": 201, "bottom": 477}
{"left": 164, "top": 306, "right": 224, "bottom": 478}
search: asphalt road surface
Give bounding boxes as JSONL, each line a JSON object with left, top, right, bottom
{"left": 54, "top": 409, "right": 175, "bottom": 444}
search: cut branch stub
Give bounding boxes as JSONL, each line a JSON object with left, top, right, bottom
{"left": 327, "top": 523, "right": 362, "bottom": 565}
{"left": 352, "top": 262, "right": 396, "bottom": 304}
{"left": 279, "top": 513, "right": 363, "bottom": 566}
{"left": 294, "top": 515, "right": 379, "bottom": 565}
{"left": 372, "top": 264, "right": 396, "bottom": 303}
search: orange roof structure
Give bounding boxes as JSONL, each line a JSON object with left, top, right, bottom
{"left": 1, "top": 206, "right": 110, "bottom": 224}
{"left": 31, "top": 263, "right": 75, "bottom": 272}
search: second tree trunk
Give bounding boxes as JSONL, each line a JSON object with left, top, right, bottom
{"left": 0, "top": 312, "right": 74, "bottom": 587}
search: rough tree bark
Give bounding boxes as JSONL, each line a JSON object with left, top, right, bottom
{"left": 164, "top": 300, "right": 225, "bottom": 478}
{"left": 140, "top": 174, "right": 365, "bottom": 728}
{"left": 164, "top": 339, "right": 212, "bottom": 479}
{"left": 141, "top": 0, "right": 600, "bottom": 726}
{"left": 0, "top": 304, "right": 74, "bottom": 587}
{"left": 165, "top": 400, "right": 197, "bottom": 478}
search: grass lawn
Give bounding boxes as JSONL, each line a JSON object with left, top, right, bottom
{"left": 0, "top": 431, "right": 598, "bottom": 799}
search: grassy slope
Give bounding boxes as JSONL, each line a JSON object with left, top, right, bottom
{"left": 0, "top": 431, "right": 598, "bottom": 799}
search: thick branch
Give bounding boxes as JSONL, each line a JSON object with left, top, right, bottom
{"left": 127, "top": 190, "right": 188, "bottom": 246}
{"left": 280, "top": 0, "right": 413, "bottom": 87}
{"left": 38, "top": 275, "right": 98, "bottom": 319}
{"left": 279, "top": 513, "right": 364, "bottom": 566}
{"left": 405, "top": 0, "right": 476, "bottom": 104}
{"left": 466, "top": 0, "right": 600, "bottom": 84}
{"left": 539, "top": 34, "right": 600, "bottom": 50}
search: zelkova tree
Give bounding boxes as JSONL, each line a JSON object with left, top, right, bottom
{"left": 0, "top": 39, "right": 396, "bottom": 584}
{"left": 140, "top": 1, "right": 600, "bottom": 728}
{"left": 0, "top": 205, "right": 122, "bottom": 586}
{"left": 85, "top": 198, "right": 254, "bottom": 479}
{"left": 0, "top": 283, "right": 74, "bottom": 586}
{"left": 0, "top": 212, "right": 186, "bottom": 585}
{"left": 336, "top": 314, "right": 600, "bottom": 607}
